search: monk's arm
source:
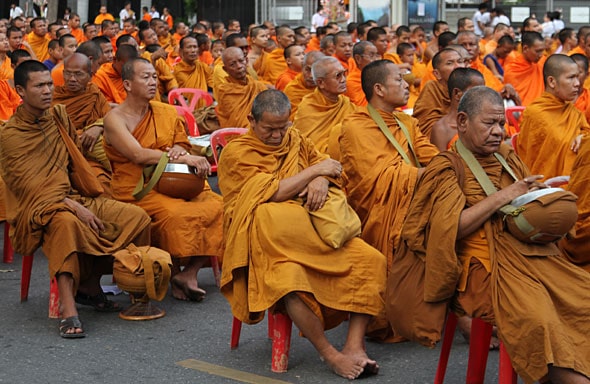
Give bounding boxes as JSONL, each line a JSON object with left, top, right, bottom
{"left": 430, "top": 122, "right": 450, "bottom": 152}
{"left": 457, "top": 175, "right": 543, "bottom": 239}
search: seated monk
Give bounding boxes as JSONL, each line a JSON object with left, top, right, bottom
{"left": 517, "top": 54, "right": 589, "bottom": 180}
{"left": 218, "top": 89, "right": 386, "bottom": 380}
{"left": 390, "top": 85, "right": 590, "bottom": 384}
{"left": 283, "top": 51, "right": 324, "bottom": 120}
{"left": 431, "top": 68, "right": 485, "bottom": 151}
{"left": 0, "top": 32, "right": 13, "bottom": 81}
{"left": 345, "top": 41, "right": 379, "bottom": 107}
{"left": 560, "top": 136, "right": 590, "bottom": 271}
{"left": 216, "top": 47, "right": 267, "bottom": 128}
{"left": 52, "top": 53, "right": 113, "bottom": 196}
{"left": 27, "top": 17, "right": 51, "bottom": 62}
{"left": 103, "top": 58, "right": 223, "bottom": 301}
{"left": 572, "top": 53, "right": 590, "bottom": 124}
{"left": 1, "top": 60, "right": 151, "bottom": 338}
{"left": 0, "top": 79, "right": 20, "bottom": 121}
{"left": 339, "top": 60, "right": 438, "bottom": 341}
{"left": 248, "top": 26, "right": 269, "bottom": 75}
{"left": 332, "top": 31, "right": 356, "bottom": 72}
{"left": 51, "top": 33, "right": 78, "bottom": 87}
{"left": 212, "top": 33, "right": 255, "bottom": 100}
{"left": 275, "top": 44, "right": 304, "bottom": 91}
{"left": 418, "top": 31, "right": 457, "bottom": 93}
{"left": 413, "top": 48, "right": 468, "bottom": 138}
{"left": 503, "top": 32, "right": 547, "bottom": 106}
{"left": 173, "top": 35, "right": 211, "bottom": 107}
{"left": 395, "top": 43, "right": 427, "bottom": 108}
{"left": 483, "top": 35, "right": 516, "bottom": 83}
{"left": 423, "top": 21, "right": 450, "bottom": 63}
{"left": 93, "top": 44, "right": 139, "bottom": 105}
{"left": 293, "top": 56, "right": 357, "bottom": 155}
{"left": 256, "top": 25, "right": 294, "bottom": 84}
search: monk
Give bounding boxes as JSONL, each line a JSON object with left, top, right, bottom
{"left": 218, "top": 89, "right": 385, "bottom": 380}
{"left": 174, "top": 35, "right": 212, "bottom": 93}
{"left": 83, "top": 23, "right": 98, "bottom": 43}
{"left": 517, "top": 54, "right": 589, "bottom": 180}
{"left": 275, "top": 44, "right": 304, "bottom": 91}
{"left": 0, "top": 79, "right": 19, "bottom": 120}
{"left": 423, "top": 21, "right": 450, "bottom": 63}
{"left": 26, "top": 17, "right": 51, "bottom": 62}
{"left": 431, "top": 68, "right": 485, "bottom": 151}
{"left": 1, "top": 60, "right": 151, "bottom": 338}
{"left": 339, "top": 60, "right": 438, "bottom": 341}
{"left": 413, "top": 48, "right": 468, "bottom": 138}
{"left": 248, "top": 27, "right": 269, "bottom": 76}
{"left": 284, "top": 51, "right": 324, "bottom": 120}
{"left": 293, "top": 56, "right": 356, "bottom": 155}
{"left": 92, "top": 36, "right": 114, "bottom": 65}
{"left": 504, "top": 32, "right": 547, "bottom": 106}
{"left": 257, "top": 25, "right": 295, "bottom": 84}
{"left": 52, "top": 53, "right": 112, "bottom": 195}
{"left": 68, "top": 13, "right": 84, "bottom": 43}
{"left": 51, "top": 33, "right": 77, "bottom": 87}
{"left": 395, "top": 43, "right": 427, "bottom": 108}
{"left": 389, "top": 85, "right": 590, "bottom": 384}
{"left": 216, "top": 47, "right": 268, "bottom": 128}
{"left": 367, "top": 27, "right": 389, "bottom": 58}
{"left": 103, "top": 57, "right": 223, "bottom": 302}
{"left": 483, "top": 23, "right": 510, "bottom": 56}
{"left": 567, "top": 26, "right": 590, "bottom": 56}
{"left": 0, "top": 32, "right": 12, "bottom": 81}
{"left": 129, "top": 39, "right": 178, "bottom": 103}
{"left": 212, "top": 33, "right": 252, "bottom": 99}
{"left": 483, "top": 35, "right": 515, "bottom": 82}
{"left": 418, "top": 32, "right": 457, "bottom": 92}
{"left": 195, "top": 33, "right": 213, "bottom": 65}
{"left": 572, "top": 54, "right": 590, "bottom": 123}
{"left": 94, "top": 5, "right": 115, "bottom": 27}
{"left": 93, "top": 44, "right": 139, "bottom": 104}
{"left": 345, "top": 41, "right": 379, "bottom": 107}
{"left": 332, "top": 31, "right": 356, "bottom": 71}
{"left": 151, "top": 18, "right": 178, "bottom": 66}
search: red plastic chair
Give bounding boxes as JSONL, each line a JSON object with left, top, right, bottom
{"left": 168, "top": 88, "right": 214, "bottom": 112}
{"left": 434, "top": 312, "right": 518, "bottom": 384}
{"left": 510, "top": 133, "right": 519, "bottom": 154}
{"left": 231, "top": 312, "right": 293, "bottom": 373}
{"left": 505, "top": 106, "right": 526, "bottom": 135}
{"left": 174, "top": 106, "right": 199, "bottom": 137}
{"left": 210, "top": 128, "right": 249, "bottom": 171}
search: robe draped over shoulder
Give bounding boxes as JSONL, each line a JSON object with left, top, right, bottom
{"left": 258, "top": 48, "right": 287, "bottom": 84}
{"left": 94, "top": 63, "right": 127, "bottom": 104}
{"left": 412, "top": 80, "right": 450, "bottom": 138}
{"left": 283, "top": 73, "right": 314, "bottom": 120}
{"left": 216, "top": 77, "right": 268, "bottom": 128}
{"left": 503, "top": 54, "right": 547, "bottom": 106}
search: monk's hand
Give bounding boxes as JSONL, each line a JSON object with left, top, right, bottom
{"left": 300, "top": 177, "right": 329, "bottom": 211}
{"left": 184, "top": 155, "right": 211, "bottom": 177}
{"left": 313, "top": 158, "right": 342, "bottom": 178}
{"left": 570, "top": 134, "right": 584, "bottom": 153}
{"left": 501, "top": 85, "right": 521, "bottom": 106}
{"left": 80, "top": 126, "right": 103, "bottom": 152}
{"left": 166, "top": 145, "right": 188, "bottom": 160}
{"left": 503, "top": 175, "right": 544, "bottom": 202}
{"left": 151, "top": 47, "right": 168, "bottom": 62}
{"left": 64, "top": 198, "right": 105, "bottom": 234}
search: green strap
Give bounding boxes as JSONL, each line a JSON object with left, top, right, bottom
{"left": 132, "top": 153, "right": 169, "bottom": 201}
{"left": 368, "top": 104, "right": 421, "bottom": 167}
{"left": 493, "top": 153, "right": 518, "bottom": 182}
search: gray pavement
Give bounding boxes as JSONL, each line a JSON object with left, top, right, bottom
{"left": 0, "top": 222, "right": 509, "bottom": 384}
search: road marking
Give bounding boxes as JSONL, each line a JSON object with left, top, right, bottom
{"left": 176, "top": 359, "right": 293, "bottom": 384}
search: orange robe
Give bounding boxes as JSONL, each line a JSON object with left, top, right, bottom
{"left": 140, "top": 52, "right": 178, "bottom": 102}
{"left": 0, "top": 104, "right": 151, "bottom": 285}
{"left": 199, "top": 51, "right": 214, "bottom": 65}
{"left": 345, "top": 66, "right": 367, "bottom": 106}
{"left": 26, "top": 32, "right": 51, "bottom": 62}
{"left": 484, "top": 39, "right": 497, "bottom": 56}
{"left": 104, "top": 101, "right": 223, "bottom": 259}
{"left": 419, "top": 60, "right": 437, "bottom": 92}
{"left": 94, "top": 13, "right": 115, "bottom": 25}
{"left": 293, "top": 88, "right": 357, "bottom": 153}
{"left": 306, "top": 36, "right": 320, "bottom": 52}
{"left": 517, "top": 92, "right": 590, "bottom": 180}
{"left": 334, "top": 55, "right": 356, "bottom": 72}
{"left": 0, "top": 56, "right": 12, "bottom": 80}
{"left": 275, "top": 68, "right": 298, "bottom": 91}
{"left": 174, "top": 59, "right": 212, "bottom": 91}
{"left": 283, "top": 73, "right": 314, "bottom": 120}
{"left": 567, "top": 46, "right": 585, "bottom": 56}
{"left": 390, "top": 143, "right": 590, "bottom": 383}
{"left": 217, "top": 127, "right": 386, "bottom": 326}
{"left": 560, "top": 136, "right": 590, "bottom": 271}
{"left": 503, "top": 54, "right": 547, "bottom": 106}
{"left": 216, "top": 76, "right": 268, "bottom": 128}
{"left": 0, "top": 80, "right": 20, "bottom": 121}
{"left": 158, "top": 34, "right": 179, "bottom": 67}
{"left": 93, "top": 63, "right": 126, "bottom": 104}
{"left": 70, "top": 28, "right": 85, "bottom": 43}
{"left": 472, "top": 58, "right": 503, "bottom": 92}
{"left": 257, "top": 48, "right": 287, "bottom": 84}
{"left": 340, "top": 107, "right": 438, "bottom": 340}
{"left": 575, "top": 88, "right": 590, "bottom": 124}
{"left": 412, "top": 80, "right": 450, "bottom": 138}
{"left": 51, "top": 63, "right": 65, "bottom": 87}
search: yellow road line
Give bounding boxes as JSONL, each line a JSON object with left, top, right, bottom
{"left": 176, "top": 359, "right": 293, "bottom": 384}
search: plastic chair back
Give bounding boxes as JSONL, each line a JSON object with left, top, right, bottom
{"left": 168, "top": 88, "right": 214, "bottom": 112}
{"left": 210, "top": 128, "right": 248, "bottom": 167}
{"left": 510, "top": 133, "right": 519, "bottom": 154}
{"left": 505, "top": 106, "right": 526, "bottom": 134}
{"left": 174, "top": 106, "right": 199, "bottom": 137}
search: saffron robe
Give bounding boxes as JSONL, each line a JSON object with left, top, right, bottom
{"left": 199, "top": 51, "right": 214, "bottom": 65}
{"left": 345, "top": 66, "right": 367, "bottom": 107}
{"left": 574, "top": 88, "right": 590, "bottom": 124}
{"left": 51, "top": 63, "right": 65, "bottom": 87}
{"left": 216, "top": 76, "right": 267, "bottom": 128}
{"left": 0, "top": 80, "right": 20, "bottom": 121}
{"left": 275, "top": 68, "right": 298, "bottom": 91}
{"left": 104, "top": 101, "right": 223, "bottom": 259}
{"left": 517, "top": 92, "right": 590, "bottom": 180}
{"left": 173, "top": 59, "right": 212, "bottom": 107}
{"left": 412, "top": 80, "right": 450, "bottom": 138}
{"left": 390, "top": 143, "right": 590, "bottom": 383}
{"left": 218, "top": 127, "right": 386, "bottom": 326}
{"left": 293, "top": 88, "right": 357, "bottom": 154}
{"left": 93, "top": 63, "right": 126, "bottom": 104}
{"left": 257, "top": 48, "right": 287, "bottom": 84}
{"left": 141, "top": 52, "right": 178, "bottom": 102}
{"left": 0, "top": 104, "right": 151, "bottom": 286}
{"left": 471, "top": 58, "right": 504, "bottom": 92}
{"left": 70, "top": 27, "right": 85, "bottom": 43}
{"left": 0, "top": 56, "right": 12, "bottom": 81}
{"left": 503, "top": 54, "right": 547, "bottom": 106}
{"left": 283, "top": 73, "right": 314, "bottom": 120}
{"left": 26, "top": 32, "right": 51, "bottom": 62}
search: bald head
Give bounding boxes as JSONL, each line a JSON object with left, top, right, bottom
{"left": 543, "top": 54, "right": 580, "bottom": 101}
{"left": 448, "top": 67, "right": 485, "bottom": 103}
{"left": 311, "top": 56, "right": 339, "bottom": 82}
{"left": 64, "top": 53, "right": 92, "bottom": 92}
{"left": 222, "top": 46, "right": 247, "bottom": 81}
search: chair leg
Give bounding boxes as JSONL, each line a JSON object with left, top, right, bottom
{"left": 48, "top": 277, "right": 60, "bottom": 319}
{"left": 466, "top": 318, "right": 493, "bottom": 384}
{"left": 20, "top": 254, "right": 34, "bottom": 302}
{"left": 499, "top": 342, "right": 518, "bottom": 384}
{"left": 434, "top": 312, "right": 459, "bottom": 384}
{"left": 210, "top": 256, "right": 220, "bottom": 288}
{"left": 230, "top": 316, "right": 242, "bottom": 350}
{"left": 3, "top": 222, "right": 13, "bottom": 264}
{"left": 267, "top": 311, "right": 274, "bottom": 339}
{"left": 271, "top": 312, "right": 292, "bottom": 373}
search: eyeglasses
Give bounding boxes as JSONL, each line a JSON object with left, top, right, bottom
{"left": 63, "top": 71, "right": 89, "bottom": 79}
{"left": 332, "top": 69, "right": 348, "bottom": 81}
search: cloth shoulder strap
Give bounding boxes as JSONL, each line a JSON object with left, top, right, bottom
{"left": 132, "top": 153, "right": 169, "bottom": 201}
{"left": 368, "top": 104, "right": 421, "bottom": 167}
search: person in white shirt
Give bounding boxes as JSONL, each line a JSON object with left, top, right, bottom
{"left": 150, "top": 5, "right": 160, "bottom": 19}
{"left": 119, "top": 1, "right": 135, "bottom": 29}
{"left": 491, "top": 8, "right": 510, "bottom": 27}
{"left": 9, "top": 3, "right": 24, "bottom": 21}
{"left": 473, "top": 3, "right": 489, "bottom": 37}
{"left": 311, "top": 5, "right": 327, "bottom": 33}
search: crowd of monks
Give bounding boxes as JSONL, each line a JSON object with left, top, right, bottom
{"left": 1, "top": 7, "right": 590, "bottom": 382}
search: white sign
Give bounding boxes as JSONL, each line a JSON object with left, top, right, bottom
{"left": 511, "top": 7, "right": 530, "bottom": 23}
{"left": 571, "top": 7, "right": 590, "bottom": 24}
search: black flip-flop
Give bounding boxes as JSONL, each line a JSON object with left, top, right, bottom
{"left": 75, "top": 291, "right": 121, "bottom": 312}
{"left": 59, "top": 316, "right": 86, "bottom": 339}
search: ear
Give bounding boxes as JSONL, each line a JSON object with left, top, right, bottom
{"left": 373, "top": 82, "right": 385, "bottom": 98}
{"left": 546, "top": 75, "right": 557, "bottom": 89}
{"left": 123, "top": 79, "right": 132, "bottom": 92}
{"left": 456, "top": 111, "right": 469, "bottom": 134}
{"left": 433, "top": 68, "right": 442, "bottom": 81}
{"left": 15, "top": 84, "right": 25, "bottom": 99}
{"left": 247, "top": 114, "right": 256, "bottom": 127}
{"left": 452, "top": 88, "right": 463, "bottom": 101}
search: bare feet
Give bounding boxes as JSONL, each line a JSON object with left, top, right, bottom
{"left": 321, "top": 347, "right": 379, "bottom": 380}
{"left": 342, "top": 346, "right": 380, "bottom": 377}
{"left": 457, "top": 316, "right": 499, "bottom": 350}
{"left": 171, "top": 274, "right": 206, "bottom": 302}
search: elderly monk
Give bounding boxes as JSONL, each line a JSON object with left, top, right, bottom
{"left": 332, "top": 31, "right": 356, "bottom": 71}
{"left": 51, "top": 33, "right": 78, "bottom": 87}
{"left": 216, "top": 47, "right": 268, "bottom": 128}
{"left": 103, "top": 58, "right": 223, "bottom": 302}
{"left": 26, "top": 17, "right": 51, "bottom": 62}
{"left": 345, "top": 41, "right": 379, "bottom": 107}
{"left": 275, "top": 44, "right": 304, "bottom": 91}
{"left": 212, "top": 33, "right": 254, "bottom": 99}
{"left": 0, "top": 60, "right": 151, "bottom": 338}
{"left": 92, "top": 36, "right": 114, "bottom": 65}
{"left": 389, "top": 85, "right": 590, "bottom": 384}
{"left": 284, "top": 51, "right": 324, "bottom": 120}
{"left": 256, "top": 25, "right": 295, "bottom": 84}
{"left": 174, "top": 35, "right": 212, "bottom": 92}
{"left": 218, "top": 89, "right": 385, "bottom": 380}
{"left": 292, "top": 56, "right": 356, "bottom": 155}
{"left": 504, "top": 32, "right": 547, "bottom": 106}
{"left": 517, "top": 55, "right": 589, "bottom": 180}
{"left": 431, "top": 68, "right": 485, "bottom": 151}
{"left": 94, "top": 44, "right": 139, "bottom": 105}
{"left": 339, "top": 60, "right": 438, "bottom": 341}
{"left": 413, "top": 48, "right": 468, "bottom": 138}
{"left": 560, "top": 137, "right": 590, "bottom": 271}
{"left": 52, "top": 53, "right": 112, "bottom": 195}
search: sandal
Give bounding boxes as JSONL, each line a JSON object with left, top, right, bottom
{"left": 75, "top": 291, "right": 121, "bottom": 312}
{"left": 59, "top": 316, "right": 86, "bottom": 339}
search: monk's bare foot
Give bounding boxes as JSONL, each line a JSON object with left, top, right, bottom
{"left": 342, "top": 346, "right": 380, "bottom": 376}
{"left": 171, "top": 274, "right": 206, "bottom": 302}
{"left": 321, "top": 349, "right": 368, "bottom": 380}
{"left": 171, "top": 280, "right": 189, "bottom": 301}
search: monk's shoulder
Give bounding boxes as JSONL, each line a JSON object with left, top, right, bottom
{"left": 149, "top": 100, "right": 177, "bottom": 116}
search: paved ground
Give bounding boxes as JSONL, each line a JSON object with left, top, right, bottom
{"left": 0, "top": 221, "right": 512, "bottom": 384}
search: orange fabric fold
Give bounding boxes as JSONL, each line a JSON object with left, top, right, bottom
{"left": 412, "top": 80, "right": 450, "bottom": 138}
{"left": 345, "top": 66, "right": 367, "bottom": 106}
{"left": 283, "top": 73, "right": 314, "bottom": 120}
{"left": 0, "top": 80, "right": 20, "bottom": 121}
{"left": 216, "top": 76, "right": 268, "bottom": 128}
{"left": 27, "top": 32, "right": 51, "bottom": 61}
{"left": 275, "top": 68, "right": 299, "bottom": 91}
{"left": 472, "top": 58, "right": 503, "bottom": 92}
{"left": 258, "top": 48, "right": 287, "bottom": 84}
{"left": 574, "top": 88, "right": 590, "bottom": 124}
{"left": 0, "top": 56, "right": 12, "bottom": 81}
{"left": 503, "top": 54, "right": 547, "bottom": 106}
{"left": 199, "top": 50, "right": 214, "bottom": 65}
{"left": 93, "top": 63, "right": 126, "bottom": 104}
